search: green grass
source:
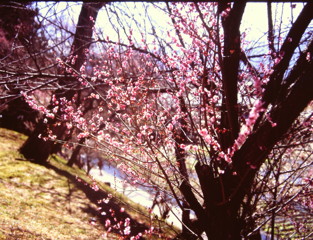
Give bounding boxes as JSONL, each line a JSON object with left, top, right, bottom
{"left": 0, "top": 128, "right": 113, "bottom": 239}
{"left": 262, "top": 213, "right": 313, "bottom": 240}
{"left": 0, "top": 128, "right": 178, "bottom": 239}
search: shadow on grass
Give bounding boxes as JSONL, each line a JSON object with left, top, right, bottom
{"left": 39, "top": 160, "right": 149, "bottom": 239}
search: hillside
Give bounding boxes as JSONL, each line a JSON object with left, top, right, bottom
{"left": 0, "top": 128, "right": 176, "bottom": 240}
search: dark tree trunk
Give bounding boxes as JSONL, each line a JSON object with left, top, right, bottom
{"left": 178, "top": 3, "right": 313, "bottom": 240}
{"left": 219, "top": 1, "right": 246, "bottom": 150}
{"left": 67, "top": 138, "right": 85, "bottom": 167}
{"left": 185, "top": 43, "right": 313, "bottom": 240}
{"left": 18, "top": 120, "right": 52, "bottom": 162}
{"left": 0, "top": 96, "right": 39, "bottom": 136}
{"left": 19, "top": 2, "right": 105, "bottom": 163}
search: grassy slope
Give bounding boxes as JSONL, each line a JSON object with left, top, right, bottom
{"left": 0, "top": 128, "right": 177, "bottom": 240}
{"left": 0, "top": 128, "right": 113, "bottom": 239}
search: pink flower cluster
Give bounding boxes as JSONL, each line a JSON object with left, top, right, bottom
{"left": 232, "top": 100, "right": 264, "bottom": 154}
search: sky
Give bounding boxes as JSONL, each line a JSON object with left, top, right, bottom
{"left": 32, "top": 1, "right": 311, "bottom": 60}
{"left": 35, "top": 2, "right": 308, "bottom": 47}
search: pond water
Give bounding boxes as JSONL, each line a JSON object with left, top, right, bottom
{"left": 88, "top": 163, "right": 183, "bottom": 229}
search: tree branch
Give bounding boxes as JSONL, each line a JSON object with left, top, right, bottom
{"left": 262, "top": 2, "right": 313, "bottom": 106}
{"left": 267, "top": 1, "right": 276, "bottom": 57}
{"left": 179, "top": 180, "right": 208, "bottom": 229}
{"left": 232, "top": 40, "right": 313, "bottom": 208}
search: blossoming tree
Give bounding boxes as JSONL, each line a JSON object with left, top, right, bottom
{"left": 19, "top": 2, "right": 105, "bottom": 162}
{"left": 18, "top": 2, "right": 312, "bottom": 239}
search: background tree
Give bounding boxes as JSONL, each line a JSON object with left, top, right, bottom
{"left": 0, "top": 2, "right": 79, "bottom": 135}
{"left": 0, "top": 1, "right": 42, "bottom": 135}
{"left": 19, "top": 2, "right": 105, "bottom": 163}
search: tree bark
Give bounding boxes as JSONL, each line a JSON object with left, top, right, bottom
{"left": 184, "top": 3, "right": 313, "bottom": 240}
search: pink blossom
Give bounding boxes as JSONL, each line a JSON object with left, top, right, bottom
{"left": 124, "top": 217, "right": 130, "bottom": 227}
{"left": 204, "top": 135, "right": 212, "bottom": 144}
{"left": 105, "top": 219, "right": 111, "bottom": 227}
{"left": 179, "top": 144, "right": 186, "bottom": 149}
{"left": 167, "top": 123, "right": 173, "bottom": 131}
{"left": 199, "top": 128, "right": 208, "bottom": 137}
{"left": 52, "top": 106, "right": 59, "bottom": 113}
{"left": 49, "top": 135, "right": 57, "bottom": 141}
{"left": 306, "top": 52, "right": 311, "bottom": 62}
{"left": 77, "top": 132, "right": 89, "bottom": 139}
{"left": 46, "top": 113, "right": 55, "bottom": 119}
{"left": 124, "top": 226, "right": 131, "bottom": 235}
{"left": 38, "top": 105, "right": 47, "bottom": 113}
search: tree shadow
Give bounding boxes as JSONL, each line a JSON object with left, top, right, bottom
{"left": 40, "top": 161, "right": 149, "bottom": 239}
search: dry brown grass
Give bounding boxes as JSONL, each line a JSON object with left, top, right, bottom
{"left": 0, "top": 128, "right": 120, "bottom": 239}
{"left": 0, "top": 128, "right": 178, "bottom": 240}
